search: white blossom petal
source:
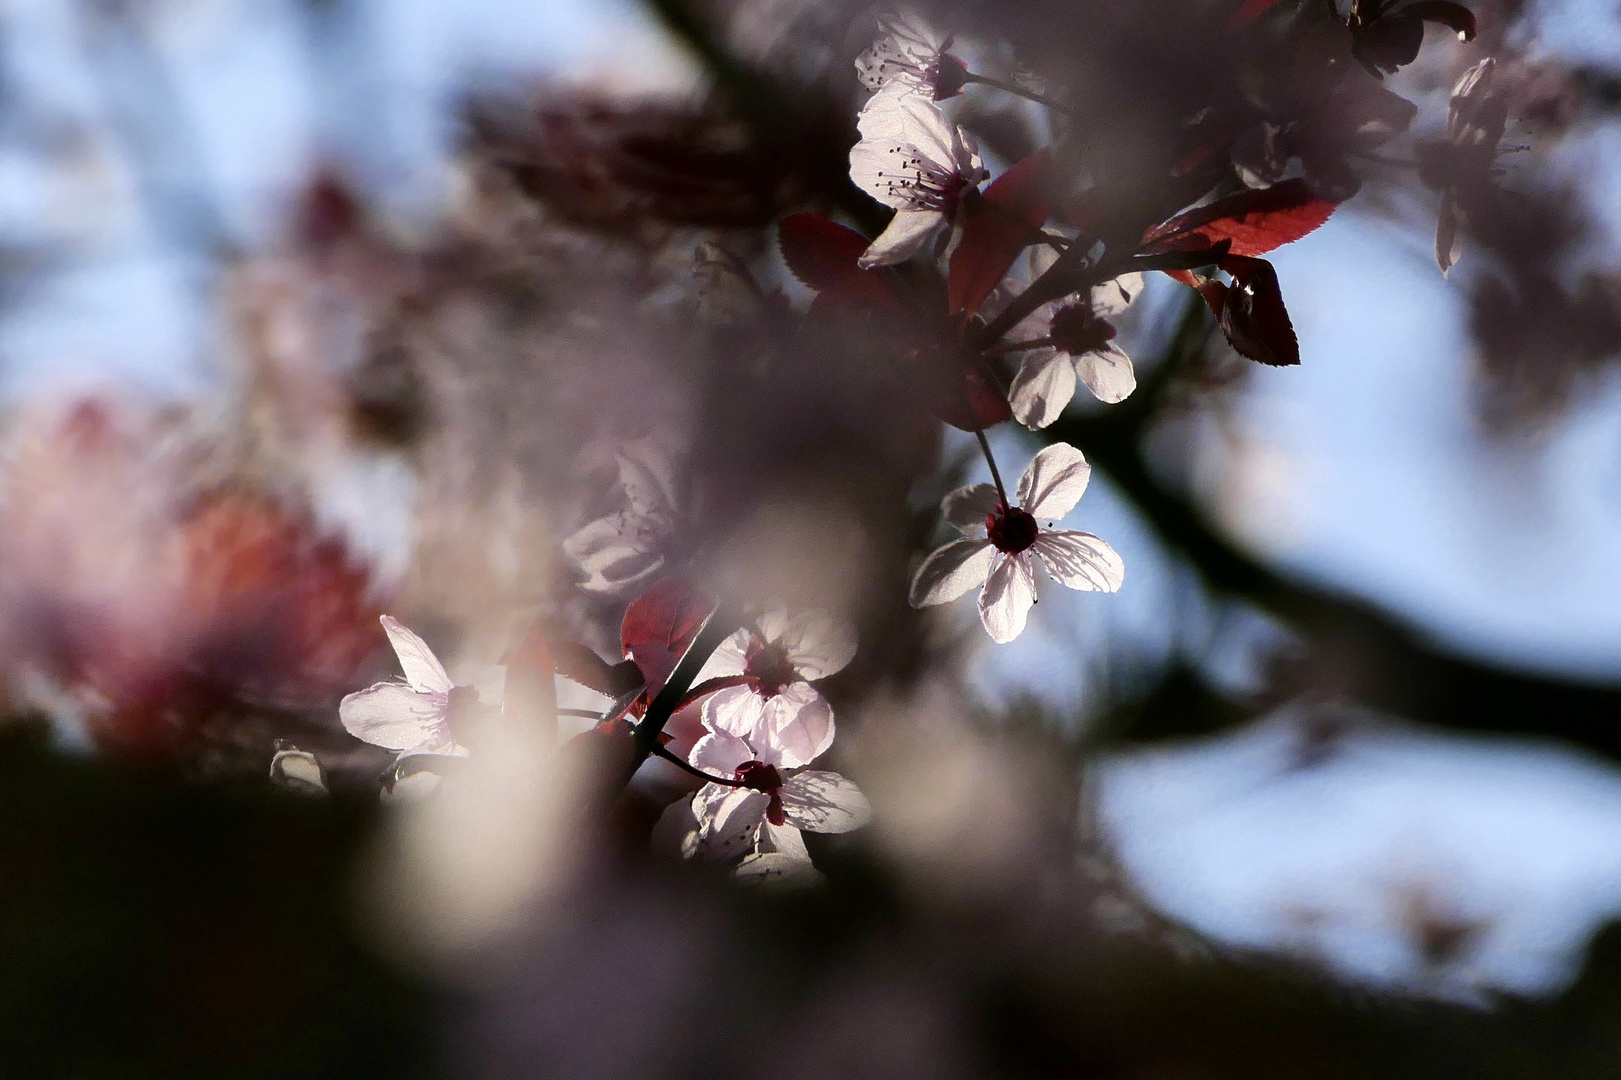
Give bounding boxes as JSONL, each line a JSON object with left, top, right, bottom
{"left": 1015, "top": 442, "right": 1092, "bottom": 520}
{"left": 701, "top": 685, "right": 770, "bottom": 744}
{"left": 776, "top": 611, "right": 857, "bottom": 681}
{"left": 339, "top": 682, "right": 448, "bottom": 751}
{"left": 780, "top": 771, "right": 874, "bottom": 833}
{"left": 908, "top": 536, "right": 996, "bottom": 607}
{"left": 763, "top": 683, "right": 835, "bottom": 769}
{"left": 695, "top": 628, "right": 750, "bottom": 682}
{"left": 691, "top": 721, "right": 763, "bottom": 774}
{"left": 855, "top": 11, "right": 948, "bottom": 93}
{"left": 856, "top": 208, "right": 947, "bottom": 267}
{"left": 381, "top": 615, "right": 452, "bottom": 695}
{"left": 757, "top": 819, "right": 812, "bottom": 861}
{"left": 1032, "top": 530, "right": 1125, "bottom": 592}
{"left": 1074, "top": 341, "right": 1136, "bottom": 404}
{"left": 978, "top": 552, "right": 1038, "bottom": 643}
{"left": 1009, "top": 347, "right": 1078, "bottom": 429}
{"left": 735, "top": 851, "right": 824, "bottom": 887}
{"left": 691, "top": 785, "right": 769, "bottom": 862}
{"left": 941, "top": 483, "right": 1000, "bottom": 534}
{"left": 1091, "top": 272, "right": 1144, "bottom": 318}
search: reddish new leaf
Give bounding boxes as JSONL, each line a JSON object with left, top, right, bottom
{"left": 1210, "top": 256, "right": 1300, "bottom": 366}
{"left": 778, "top": 213, "right": 870, "bottom": 290}
{"left": 779, "top": 213, "right": 904, "bottom": 313}
{"left": 948, "top": 148, "right": 1051, "bottom": 319}
{"left": 1141, "top": 180, "right": 1338, "bottom": 259}
{"left": 621, "top": 577, "right": 711, "bottom": 697}
{"left": 517, "top": 635, "right": 643, "bottom": 698}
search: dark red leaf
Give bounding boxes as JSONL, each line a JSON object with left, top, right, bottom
{"left": 778, "top": 213, "right": 870, "bottom": 290}
{"left": 621, "top": 577, "right": 712, "bottom": 696}
{"left": 780, "top": 213, "right": 905, "bottom": 314}
{"left": 526, "top": 637, "right": 643, "bottom": 698}
{"left": 1212, "top": 256, "right": 1300, "bottom": 366}
{"left": 1141, "top": 180, "right": 1339, "bottom": 259}
{"left": 948, "top": 148, "right": 1051, "bottom": 319}
{"left": 1228, "top": 0, "right": 1286, "bottom": 28}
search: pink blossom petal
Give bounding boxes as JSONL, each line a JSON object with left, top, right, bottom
{"left": 1015, "top": 442, "right": 1092, "bottom": 520}
{"left": 777, "top": 611, "right": 857, "bottom": 680}
{"left": 978, "top": 552, "right": 1038, "bottom": 643}
{"left": 690, "top": 727, "right": 759, "bottom": 776}
{"left": 763, "top": 683, "right": 835, "bottom": 769}
{"left": 735, "top": 851, "right": 824, "bottom": 887}
{"left": 941, "top": 483, "right": 1000, "bottom": 534}
{"left": 381, "top": 615, "right": 452, "bottom": 695}
{"left": 695, "top": 628, "right": 750, "bottom": 681}
{"left": 339, "top": 682, "right": 447, "bottom": 751}
{"left": 1091, "top": 272, "right": 1144, "bottom": 318}
{"left": 1032, "top": 530, "right": 1125, "bottom": 592}
{"left": 909, "top": 536, "right": 996, "bottom": 607}
{"left": 757, "top": 819, "right": 812, "bottom": 861}
{"left": 1074, "top": 341, "right": 1136, "bottom": 404}
{"left": 856, "top": 208, "right": 947, "bottom": 267}
{"left": 1009, "top": 347, "right": 1077, "bottom": 429}
{"left": 780, "top": 771, "right": 873, "bottom": 833}
{"left": 691, "top": 785, "right": 769, "bottom": 862}
{"left": 701, "top": 684, "right": 770, "bottom": 740}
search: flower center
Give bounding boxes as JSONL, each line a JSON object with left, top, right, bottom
{"left": 1049, "top": 302, "right": 1116, "bottom": 356}
{"left": 736, "top": 759, "right": 786, "bottom": 825}
{"left": 874, "top": 146, "right": 969, "bottom": 211}
{"left": 986, "top": 503, "right": 1040, "bottom": 554}
{"left": 743, "top": 638, "right": 797, "bottom": 698}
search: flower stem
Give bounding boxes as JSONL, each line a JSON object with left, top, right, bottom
{"left": 623, "top": 603, "right": 741, "bottom": 788}
{"left": 984, "top": 336, "right": 1057, "bottom": 356}
{"left": 975, "top": 427, "right": 1011, "bottom": 506}
{"left": 963, "top": 72, "right": 1072, "bottom": 115}
{"left": 652, "top": 744, "right": 745, "bottom": 787}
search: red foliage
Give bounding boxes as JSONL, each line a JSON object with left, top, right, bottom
{"left": 1141, "top": 180, "right": 1339, "bottom": 260}
{"left": 948, "top": 149, "right": 1051, "bottom": 319}
{"left": 620, "top": 577, "right": 712, "bottom": 700}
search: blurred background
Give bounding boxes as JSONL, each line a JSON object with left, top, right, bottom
{"left": 5, "top": 0, "right": 1621, "bottom": 1076}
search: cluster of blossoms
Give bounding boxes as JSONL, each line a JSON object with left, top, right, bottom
{"left": 276, "top": 5, "right": 1497, "bottom": 893}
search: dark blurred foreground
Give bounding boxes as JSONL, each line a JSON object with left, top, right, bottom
{"left": 6, "top": 720, "right": 1621, "bottom": 1080}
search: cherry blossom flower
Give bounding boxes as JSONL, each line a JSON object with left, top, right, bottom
{"left": 697, "top": 608, "right": 856, "bottom": 768}
{"left": 340, "top": 615, "right": 473, "bottom": 761}
{"left": 563, "top": 438, "right": 679, "bottom": 594}
{"left": 909, "top": 443, "right": 1124, "bottom": 643}
{"left": 849, "top": 84, "right": 987, "bottom": 268}
{"left": 681, "top": 725, "right": 871, "bottom": 877}
{"left": 855, "top": 12, "right": 969, "bottom": 101}
{"left": 988, "top": 253, "right": 1145, "bottom": 426}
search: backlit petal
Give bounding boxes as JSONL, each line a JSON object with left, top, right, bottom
{"left": 781, "top": 771, "right": 874, "bottom": 833}
{"left": 908, "top": 537, "right": 996, "bottom": 607}
{"left": 763, "top": 683, "right": 835, "bottom": 769}
{"left": 381, "top": 615, "right": 452, "bottom": 694}
{"left": 978, "top": 552, "right": 1037, "bottom": 643}
{"left": 339, "top": 682, "right": 447, "bottom": 751}
{"left": 1032, "top": 530, "right": 1125, "bottom": 592}
{"left": 1015, "top": 442, "right": 1091, "bottom": 520}
{"left": 1009, "top": 347, "right": 1077, "bottom": 429}
{"left": 1074, "top": 341, "right": 1136, "bottom": 404}
{"left": 856, "top": 208, "right": 946, "bottom": 267}
{"left": 777, "top": 611, "right": 857, "bottom": 680}
{"left": 701, "top": 685, "right": 768, "bottom": 743}
{"left": 942, "top": 483, "right": 1000, "bottom": 534}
